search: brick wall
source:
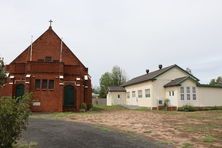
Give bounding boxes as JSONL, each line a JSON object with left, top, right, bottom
{"left": 0, "top": 27, "right": 92, "bottom": 112}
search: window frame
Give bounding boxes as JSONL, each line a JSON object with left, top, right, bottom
{"left": 132, "top": 91, "right": 136, "bottom": 98}
{"left": 193, "top": 94, "right": 196, "bottom": 100}
{"left": 187, "top": 94, "right": 191, "bottom": 100}
{"left": 180, "top": 87, "right": 184, "bottom": 100}
{"left": 180, "top": 87, "right": 184, "bottom": 93}
{"left": 145, "top": 89, "right": 150, "bottom": 98}
{"left": 48, "top": 80, "right": 55, "bottom": 90}
{"left": 138, "top": 90, "right": 143, "bottom": 98}
{"left": 186, "top": 87, "right": 190, "bottom": 93}
{"left": 127, "top": 92, "right": 130, "bottom": 99}
{"left": 118, "top": 94, "right": 120, "bottom": 99}
{"left": 192, "top": 87, "right": 196, "bottom": 93}
{"left": 192, "top": 87, "right": 196, "bottom": 100}
{"left": 41, "top": 79, "right": 48, "bottom": 90}
{"left": 172, "top": 91, "right": 174, "bottom": 96}
{"left": 35, "top": 79, "right": 41, "bottom": 90}
{"left": 181, "top": 94, "right": 184, "bottom": 100}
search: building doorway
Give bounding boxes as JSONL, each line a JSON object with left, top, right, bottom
{"left": 15, "top": 84, "right": 25, "bottom": 100}
{"left": 64, "top": 85, "right": 75, "bottom": 107}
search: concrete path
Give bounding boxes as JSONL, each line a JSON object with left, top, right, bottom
{"left": 22, "top": 118, "right": 168, "bottom": 148}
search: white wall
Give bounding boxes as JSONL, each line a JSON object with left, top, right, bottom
{"left": 107, "top": 92, "right": 126, "bottom": 106}
{"left": 174, "top": 79, "right": 222, "bottom": 107}
{"left": 153, "top": 67, "right": 190, "bottom": 107}
{"left": 125, "top": 81, "right": 153, "bottom": 107}
{"left": 177, "top": 79, "right": 199, "bottom": 107}
{"left": 165, "top": 87, "right": 179, "bottom": 106}
{"left": 197, "top": 87, "right": 222, "bottom": 107}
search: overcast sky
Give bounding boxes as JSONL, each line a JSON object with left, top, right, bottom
{"left": 0, "top": 0, "right": 222, "bottom": 86}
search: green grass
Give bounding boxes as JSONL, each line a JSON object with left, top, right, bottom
{"left": 143, "top": 130, "right": 152, "bottom": 134}
{"left": 13, "top": 141, "right": 38, "bottom": 148}
{"left": 135, "top": 107, "right": 151, "bottom": 111}
{"left": 31, "top": 105, "right": 126, "bottom": 119}
{"left": 91, "top": 105, "right": 126, "bottom": 112}
{"left": 182, "top": 124, "right": 221, "bottom": 133}
{"left": 157, "top": 140, "right": 174, "bottom": 145}
{"left": 202, "top": 135, "right": 217, "bottom": 143}
{"left": 31, "top": 112, "right": 74, "bottom": 119}
{"left": 181, "top": 143, "right": 193, "bottom": 148}
{"left": 95, "top": 125, "right": 112, "bottom": 132}
{"left": 185, "top": 110, "right": 222, "bottom": 120}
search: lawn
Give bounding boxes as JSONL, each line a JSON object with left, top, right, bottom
{"left": 31, "top": 105, "right": 222, "bottom": 148}
{"left": 69, "top": 105, "right": 222, "bottom": 148}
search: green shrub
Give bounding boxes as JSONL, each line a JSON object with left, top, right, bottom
{"left": 164, "top": 99, "right": 170, "bottom": 111}
{"left": 179, "top": 105, "right": 196, "bottom": 112}
{"left": 0, "top": 93, "right": 32, "bottom": 148}
{"left": 80, "top": 103, "right": 87, "bottom": 112}
{"left": 87, "top": 104, "right": 93, "bottom": 110}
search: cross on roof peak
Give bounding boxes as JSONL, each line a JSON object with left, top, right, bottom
{"left": 49, "top": 19, "right": 53, "bottom": 27}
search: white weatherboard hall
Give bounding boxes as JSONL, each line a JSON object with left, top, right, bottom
{"left": 107, "top": 65, "right": 222, "bottom": 109}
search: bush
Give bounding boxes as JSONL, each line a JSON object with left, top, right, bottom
{"left": 164, "top": 99, "right": 170, "bottom": 111}
{"left": 87, "top": 104, "right": 93, "bottom": 111}
{"left": 80, "top": 103, "right": 87, "bottom": 112}
{"left": 0, "top": 93, "right": 31, "bottom": 148}
{"left": 179, "top": 105, "right": 196, "bottom": 112}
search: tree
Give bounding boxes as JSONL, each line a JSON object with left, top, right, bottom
{"left": 209, "top": 76, "right": 222, "bottom": 86}
{"left": 0, "top": 93, "right": 31, "bottom": 148}
{"left": 99, "top": 72, "right": 113, "bottom": 98}
{"left": 99, "top": 66, "right": 127, "bottom": 98}
{"left": 92, "top": 86, "right": 100, "bottom": 94}
{"left": 112, "top": 66, "right": 127, "bottom": 86}
{"left": 209, "top": 79, "right": 216, "bottom": 86}
{"left": 216, "top": 76, "right": 222, "bottom": 84}
{"left": 0, "top": 58, "right": 6, "bottom": 86}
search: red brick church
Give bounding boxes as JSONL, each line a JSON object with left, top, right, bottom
{"left": 0, "top": 24, "right": 92, "bottom": 112}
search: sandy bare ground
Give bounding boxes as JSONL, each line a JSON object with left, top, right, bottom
{"left": 66, "top": 108, "right": 222, "bottom": 148}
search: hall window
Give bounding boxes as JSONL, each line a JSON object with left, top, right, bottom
{"left": 132, "top": 91, "right": 136, "bottom": 98}
{"left": 187, "top": 94, "right": 191, "bottom": 100}
{"left": 186, "top": 87, "right": 190, "bottom": 93}
{"left": 180, "top": 87, "right": 184, "bottom": 100}
{"left": 172, "top": 91, "right": 174, "bottom": 96}
{"left": 192, "top": 87, "right": 196, "bottom": 93}
{"left": 192, "top": 87, "right": 196, "bottom": 100}
{"left": 186, "top": 87, "right": 191, "bottom": 100}
{"left": 127, "top": 92, "right": 130, "bottom": 98}
{"left": 48, "top": 80, "right": 54, "bottom": 89}
{"left": 193, "top": 94, "right": 197, "bottom": 100}
{"left": 145, "top": 89, "right": 150, "bottom": 98}
{"left": 181, "top": 94, "right": 184, "bottom": 100}
{"left": 138, "top": 90, "right": 142, "bottom": 98}
{"left": 35, "top": 79, "right": 41, "bottom": 89}
{"left": 42, "top": 79, "right": 48, "bottom": 89}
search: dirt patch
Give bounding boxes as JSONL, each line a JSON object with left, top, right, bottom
{"left": 66, "top": 109, "right": 222, "bottom": 148}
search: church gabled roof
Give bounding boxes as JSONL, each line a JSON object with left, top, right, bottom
{"left": 10, "top": 26, "right": 87, "bottom": 69}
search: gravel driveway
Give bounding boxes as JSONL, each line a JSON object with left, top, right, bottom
{"left": 22, "top": 118, "right": 167, "bottom": 148}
